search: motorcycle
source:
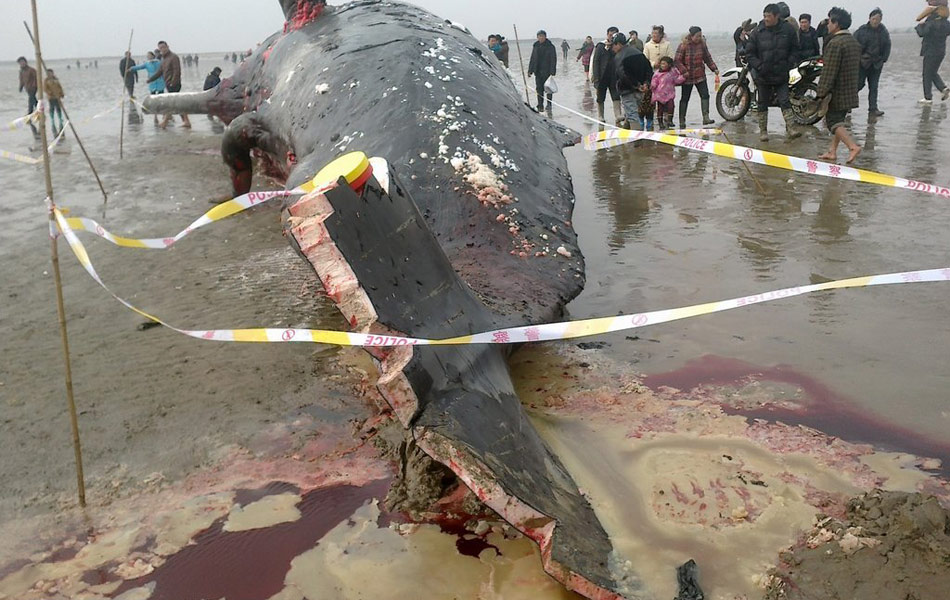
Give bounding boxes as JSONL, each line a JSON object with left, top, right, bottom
{"left": 716, "top": 56, "right": 824, "bottom": 125}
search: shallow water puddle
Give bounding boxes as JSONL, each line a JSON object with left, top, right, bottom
{"left": 268, "top": 501, "right": 580, "bottom": 600}
{"left": 533, "top": 415, "right": 861, "bottom": 599}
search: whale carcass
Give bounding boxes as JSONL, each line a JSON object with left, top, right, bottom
{"left": 145, "top": 1, "right": 642, "bottom": 598}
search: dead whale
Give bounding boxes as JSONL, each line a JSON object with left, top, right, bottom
{"left": 145, "top": 1, "right": 642, "bottom": 598}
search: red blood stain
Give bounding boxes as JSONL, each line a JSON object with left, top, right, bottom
{"left": 643, "top": 355, "right": 950, "bottom": 476}
{"left": 112, "top": 479, "right": 390, "bottom": 600}
{"left": 283, "top": 1, "right": 326, "bottom": 33}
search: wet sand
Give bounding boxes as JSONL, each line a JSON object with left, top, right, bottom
{"left": 1, "top": 31, "right": 950, "bottom": 600}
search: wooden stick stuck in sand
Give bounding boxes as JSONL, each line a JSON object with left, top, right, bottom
{"left": 29, "top": 0, "right": 87, "bottom": 508}
{"left": 512, "top": 25, "right": 532, "bottom": 107}
{"left": 120, "top": 29, "right": 134, "bottom": 160}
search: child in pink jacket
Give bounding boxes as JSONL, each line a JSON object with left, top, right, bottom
{"left": 651, "top": 56, "right": 685, "bottom": 129}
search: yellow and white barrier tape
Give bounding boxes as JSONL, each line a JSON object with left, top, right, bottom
{"left": 53, "top": 204, "right": 950, "bottom": 347}
{"left": 64, "top": 151, "right": 376, "bottom": 249}
{"left": 66, "top": 188, "right": 303, "bottom": 248}
{"left": 0, "top": 123, "right": 69, "bottom": 165}
{"left": 664, "top": 128, "right": 721, "bottom": 136}
{"left": 585, "top": 128, "right": 950, "bottom": 198}
{"left": 2, "top": 110, "right": 40, "bottom": 132}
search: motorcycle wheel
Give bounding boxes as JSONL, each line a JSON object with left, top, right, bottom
{"left": 716, "top": 80, "right": 751, "bottom": 121}
{"left": 791, "top": 81, "right": 823, "bottom": 126}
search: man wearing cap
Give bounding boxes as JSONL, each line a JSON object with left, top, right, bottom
{"left": 16, "top": 56, "right": 39, "bottom": 139}
{"left": 745, "top": 3, "right": 802, "bottom": 141}
{"left": 610, "top": 33, "right": 653, "bottom": 129}
{"left": 528, "top": 30, "right": 558, "bottom": 113}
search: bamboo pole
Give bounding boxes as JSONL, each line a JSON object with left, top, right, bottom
{"left": 512, "top": 25, "right": 532, "bottom": 107}
{"left": 120, "top": 29, "right": 134, "bottom": 160}
{"left": 30, "top": 0, "right": 86, "bottom": 508}
{"left": 23, "top": 22, "right": 109, "bottom": 207}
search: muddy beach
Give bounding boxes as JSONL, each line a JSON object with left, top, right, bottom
{"left": 1, "top": 19, "right": 950, "bottom": 600}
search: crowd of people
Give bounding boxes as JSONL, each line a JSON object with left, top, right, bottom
{"left": 14, "top": 40, "right": 226, "bottom": 138}
{"left": 487, "top": 0, "right": 950, "bottom": 164}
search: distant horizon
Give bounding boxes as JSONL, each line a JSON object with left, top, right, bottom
{"left": 1, "top": 1, "right": 927, "bottom": 61}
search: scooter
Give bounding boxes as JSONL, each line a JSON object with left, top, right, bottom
{"left": 716, "top": 55, "right": 824, "bottom": 125}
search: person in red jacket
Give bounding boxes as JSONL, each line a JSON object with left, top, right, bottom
{"left": 674, "top": 26, "right": 719, "bottom": 128}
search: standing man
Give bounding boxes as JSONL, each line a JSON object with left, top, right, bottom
{"left": 148, "top": 40, "right": 191, "bottom": 129}
{"left": 734, "top": 19, "right": 756, "bottom": 67}
{"left": 592, "top": 27, "right": 622, "bottom": 124}
{"left": 16, "top": 57, "right": 39, "bottom": 139}
{"left": 119, "top": 51, "right": 138, "bottom": 98}
{"left": 44, "top": 68, "right": 65, "bottom": 135}
{"left": 798, "top": 14, "right": 821, "bottom": 59}
{"left": 854, "top": 8, "right": 891, "bottom": 117}
{"left": 916, "top": 2, "right": 950, "bottom": 104}
{"left": 628, "top": 30, "right": 644, "bottom": 52}
{"left": 817, "top": 7, "right": 862, "bottom": 164}
{"left": 528, "top": 30, "right": 558, "bottom": 113}
{"left": 745, "top": 3, "right": 802, "bottom": 141}
{"left": 561, "top": 39, "right": 570, "bottom": 61}
{"left": 611, "top": 33, "right": 653, "bottom": 129}
{"left": 644, "top": 25, "right": 672, "bottom": 69}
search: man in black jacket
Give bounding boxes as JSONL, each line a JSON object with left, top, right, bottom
{"left": 119, "top": 51, "right": 138, "bottom": 98}
{"left": 611, "top": 33, "right": 654, "bottom": 129}
{"left": 591, "top": 26, "right": 621, "bottom": 124}
{"left": 798, "top": 14, "right": 821, "bottom": 59}
{"left": 917, "top": 6, "right": 950, "bottom": 103}
{"left": 528, "top": 30, "right": 558, "bottom": 112}
{"left": 746, "top": 3, "right": 802, "bottom": 141}
{"left": 855, "top": 8, "right": 891, "bottom": 117}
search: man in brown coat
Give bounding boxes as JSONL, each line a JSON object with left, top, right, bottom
{"left": 16, "top": 56, "right": 39, "bottom": 138}
{"left": 148, "top": 40, "right": 191, "bottom": 129}
{"left": 817, "top": 7, "right": 862, "bottom": 164}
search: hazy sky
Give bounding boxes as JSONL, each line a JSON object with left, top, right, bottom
{"left": 2, "top": 1, "right": 926, "bottom": 60}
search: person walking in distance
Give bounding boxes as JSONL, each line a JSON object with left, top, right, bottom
{"left": 817, "top": 7, "right": 863, "bottom": 164}
{"left": 576, "top": 36, "right": 594, "bottom": 76}
{"left": 674, "top": 26, "right": 719, "bottom": 128}
{"left": 148, "top": 40, "right": 191, "bottom": 129}
{"left": 43, "top": 68, "right": 65, "bottom": 135}
{"left": 528, "top": 30, "right": 558, "bottom": 113}
{"left": 16, "top": 57, "right": 39, "bottom": 139}
{"left": 916, "top": 0, "right": 950, "bottom": 104}
{"left": 745, "top": 3, "right": 802, "bottom": 141}
{"left": 855, "top": 8, "right": 891, "bottom": 117}
{"left": 119, "top": 51, "right": 138, "bottom": 98}
{"left": 561, "top": 39, "right": 570, "bottom": 60}
{"left": 592, "top": 27, "right": 623, "bottom": 124}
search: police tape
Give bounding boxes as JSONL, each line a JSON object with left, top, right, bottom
{"left": 53, "top": 205, "right": 950, "bottom": 347}
{"left": 2, "top": 110, "right": 40, "bottom": 132}
{"left": 0, "top": 124, "right": 69, "bottom": 165}
{"left": 664, "top": 128, "right": 721, "bottom": 136}
{"left": 66, "top": 189, "right": 304, "bottom": 248}
{"left": 585, "top": 128, "right": 950, "bottom": 197}
{"left": 63, "top": 151, "right": 377, "bottom": 249}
